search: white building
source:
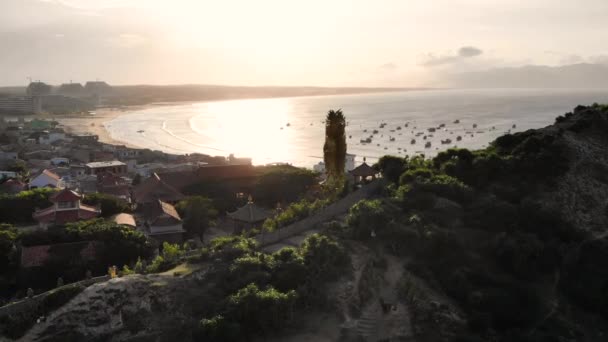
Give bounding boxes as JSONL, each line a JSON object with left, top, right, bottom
{"left": 0, "top": 171, "right": 18, "bottom": 179}
{"left": 0, "top": 96, "right": 42, "bottom": 114}
{"left": 40, "top": 132, "right": 66, "bottom": 145}
{"left": 313, "top": 153, "right": 357, "bottom": 174}
{"left": 29, "top": 169, "right": 63, "bottom": 189}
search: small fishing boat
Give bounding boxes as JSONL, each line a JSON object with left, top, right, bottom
{"left": 373, "top": 130, "right": 379, "bottom": 134}
{"left": 137, "top": 130, "right": 145, "bottom": 133}
{"left": 453, "top": 119, "right": 460, "bottom": 124}
{"left": 441, "top": 139, "right": 452, "bottom": 144}
{"left": 396, "top": 126, "right": 402, "bottom": 130}
{"left": 428, "top": 127, "right": 436, "bottom": 132}
{"left": 410, "top": 139, "right": 416, "bottom": 144}
{"left": 389, "top": 137, "right": 395, "bottom": 142}
{"left": 425, "top": 141, "right": 432, "bottom": 148}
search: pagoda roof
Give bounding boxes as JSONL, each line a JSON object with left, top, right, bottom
{"left": 227, "top": 199, "right": 270, "bottom": 223}
{"left": 349, "top": 162, "right": 377, "bottom": 177}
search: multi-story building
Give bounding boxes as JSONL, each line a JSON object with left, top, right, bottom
{"left": 0, "top": 96, "right": 42, "bottom": 114}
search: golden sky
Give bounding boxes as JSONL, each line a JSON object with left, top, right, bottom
{"left": 1, "top": 0, "right": 608, "bottom": 86}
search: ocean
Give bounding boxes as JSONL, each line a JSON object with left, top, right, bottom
{"left": 105, "top": 88, "right": 608, "bottom": 167}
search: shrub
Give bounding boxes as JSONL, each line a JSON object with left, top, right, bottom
{"left": 346, "top": 199, "right": 390, "bottom": 240}
{"left": 375, "top": 155, "right": 408, "bottom": 183}
{"left": 300, "top": 234, "right": 350, "bottom": 283}
{"left": 195, "top": 315, "right": 241, "bottom": 342}
{"left": 226, "top": 283, "right": 297, "bottom": 336}
{"left": 82, "top": 193, "right": 131, "bottom": 217}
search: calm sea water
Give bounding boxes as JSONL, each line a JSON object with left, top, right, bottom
{"left": 105, "top": 89, "right": 608, "bottom": 167}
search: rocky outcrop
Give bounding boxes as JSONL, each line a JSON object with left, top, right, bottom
{"left": 19, "top": 274, "right": 197, "bottom": 342}
{"left": 533, "top": 105, "right": 608, "bottom": 235}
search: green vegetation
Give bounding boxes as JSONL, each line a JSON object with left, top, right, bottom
{"left": 338, "top": 106, "right": 608, "bottom": 341}
{"left": 18, "top": 219, "right": 152, "bottom": 291}
{"left": 82, "top": 192, "right": 131, "bottom": 217}
{"left": 184, "top": 164, "right": 319, "bottom": 214}
{"left": 253, "top": 165, "right": 318, "bottom": 206}
{"left": 176, "top": 196, "right": 218, "bottom": 241}
{"left": 323, "top": 109, "right": 347, "bottom": 180}
{"left": 187, "top": 234, "right": 349, "bottom": 341}
{"left": 262, "top": 197, "right": 330, "bottom": 231}
{"left": 0, "top": 188, "right": 57, "bottom": 224}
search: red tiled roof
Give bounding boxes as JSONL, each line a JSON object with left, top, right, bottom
{"left": 50, "top": 188, "right": 82, "bottom": 202}
{"left": 159, "top": 200, "right": 181, "bottom": 221}
{"left": 33, "top": 204, "right": 101, "bottom": 224}
{"left": 142, "top": 200, "right": 182, "bottom": 225}
{"left": 0, "top": 179, "right": 26, "bottom": 194}
{"left": 133, "top": 173, "right": 184, "bottom": 204}
{"left": 112, "top": 213, "right": 136, "bottom": 227}
{"left": 42, "top": 169, "right": 61, "bottom": 181}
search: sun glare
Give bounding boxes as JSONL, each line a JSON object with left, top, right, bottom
{"left": 193, "top": 99, "right": 294, "bottom": 164}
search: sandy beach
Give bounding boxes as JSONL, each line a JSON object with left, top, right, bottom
{"left": 53, "top": 107, "right": 146, "bottom": 148}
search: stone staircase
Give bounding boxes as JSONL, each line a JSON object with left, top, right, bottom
{"left": 356, "top": 304, "right": 381, "bottom": 340}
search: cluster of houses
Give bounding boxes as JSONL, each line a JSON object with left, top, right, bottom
{"left": 0, "top": 117, "right": 270, "bottom": 270}
{"left": 0, "top": 116, "right": 382, "bottom": 274}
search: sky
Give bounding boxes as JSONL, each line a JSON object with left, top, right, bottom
{"left": 1, "top": 0, "right": 608, "bottom": 87}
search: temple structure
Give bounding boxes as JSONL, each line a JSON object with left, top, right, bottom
{"left": 349, "top": 160, "right": 378, "bottom": 184}
{"left": 227, "top": 196, "right": 270, "bottom": 233}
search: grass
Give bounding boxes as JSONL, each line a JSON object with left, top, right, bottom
{"left": 159, "top": 262, "right": 203, "bottom": 277}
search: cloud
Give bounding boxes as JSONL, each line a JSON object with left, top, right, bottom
{"left": 420, "top": 46, "right": 484, "bottom": 67}
{"left": 378, "top": 62, "right": 398, "bottom": 71}
{"left": 458, "top": 46, "right": 483, "bottom": 57}
{"left": 589, "top": 55, "right": 608, "bottom": 65}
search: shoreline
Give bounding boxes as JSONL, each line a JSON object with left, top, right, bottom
{"left": 51, "top": 88, "right": 427, "bottom": 152}
{"left": 52, "top": 106, "right": 151, "bottom": 149}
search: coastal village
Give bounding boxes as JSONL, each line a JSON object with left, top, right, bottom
{"left": 0, "top": 83, "right": 382, "bottom": 312}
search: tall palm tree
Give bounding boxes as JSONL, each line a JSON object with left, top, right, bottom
{"left": 323, "top": 109, "right": 347, "bottom": 179}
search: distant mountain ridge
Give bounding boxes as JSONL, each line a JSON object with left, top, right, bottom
{"left": 445, "top": 63, "right": 608, "bottom": 88}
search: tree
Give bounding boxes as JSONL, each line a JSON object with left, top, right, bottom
{"left": 0, "top": 224, "right": 18, "bottom": 272}
{"left": 375, "top": 155, "right": 408, "bottom": 183}
{"left": 254, "top": 165, "right": 317, "bottom": 206}
{"left": 346, "top": 199, "right": 390, "bottom": 240}
{"left": 323, "top": 109, "right": 347, "bottom": 180}
{"left": 82, "top": 193, "right": 131, "bottom": 217}
{"left": 227, "top": 283, "right": 296, "bottom": 336}
{"left": 175, "top": 196, "right": 218, "bottom": 242}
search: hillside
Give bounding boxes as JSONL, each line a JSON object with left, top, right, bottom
{"left": 444, "top": 63, "right": 608, "bottom": 88}
{"left": 0, "top": 84, "right": 422, "bottom": 106}
{"left": 10, "top": 104, "right": 608, "bottom": 342}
